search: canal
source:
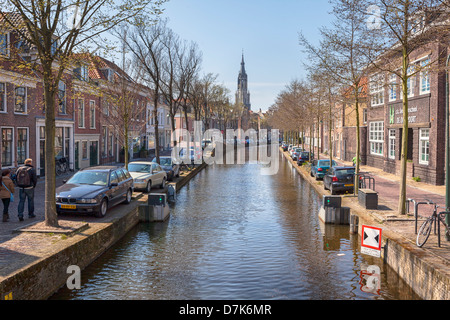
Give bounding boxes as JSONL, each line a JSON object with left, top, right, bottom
{"left": 51, "top": 154, "right": 420, "bottom": 300}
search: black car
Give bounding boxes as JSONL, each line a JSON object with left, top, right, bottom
{"left": 297, "top": 151, "right": 311, "bottom": 165}
{"left": 56, "top": 166, "right": 134, "bottom": 218}
{"left": 323, "top": 166, "right": 355, "bottom": 195}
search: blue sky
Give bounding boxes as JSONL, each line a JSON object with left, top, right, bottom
{"left": 161, "top": 0, "right": 335, "bottom": 112}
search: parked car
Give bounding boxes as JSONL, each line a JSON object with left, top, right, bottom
{"left": 296, "top": 151, "right": 311, "bottom": 165}
{"left": 56, "top": 166, "right": 134, "bottom": 218}
{"left": 152, "top": 156, "right": 180, "bottom": 181}
{"left": 323, "top": 166, "right": 356, "bottom": 195}
{"left": 289, "top": 145, "right": 299, "bottom": 157}
{"left": 291, "top": 148, "right": 302, "bottom": 161}
{"left": 128, "top": 161, "right": 167, "bottom": 193}
{"left": 281, "top": 143, "right": 289, "bottom": 151}
{"left": 310, "top": 159, "right": 337, "bottom": 180}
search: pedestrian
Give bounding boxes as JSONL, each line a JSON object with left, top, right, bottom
{"left": 15, "top": 159, "right": 38, "bottom": 221}
{"left": 0, "top": 169, "right": 15, "bottom": 222}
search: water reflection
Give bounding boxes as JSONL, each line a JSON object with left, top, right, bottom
{"left": 51, "top": 155, "right": 420, "bottom": 300}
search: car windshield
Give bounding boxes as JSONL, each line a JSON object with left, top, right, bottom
{"left": 335, "top": 169, "right": 355, "bottom": 176}
{"left": 159, "top": 158, "right": 172, "bottom": 166}
{"left": 301, "top": 152, "right": 309, "bottom": 157}
{"left": 128, "top": 163, "right": 151, "bottom": 173}
{"left": 295, "top": 148, "right": 302, "bottom": 152}
{"left": 68, "top": 171, "right": 108, "bottom": 186}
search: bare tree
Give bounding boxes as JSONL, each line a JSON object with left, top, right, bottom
{"left": 0, "top": 0, "right": 164, "bottom": 227}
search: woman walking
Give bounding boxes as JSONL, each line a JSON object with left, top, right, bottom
{"left": 0, "top": 169, "right": 15, "bottom": 222}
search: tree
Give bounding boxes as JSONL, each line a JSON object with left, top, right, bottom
{"left": 365, "top": 0, "right": 446, "bottom": 214}
{"left": 0, "top": 0, "right": 164, "bottom": 227}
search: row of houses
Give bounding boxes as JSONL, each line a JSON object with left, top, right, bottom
{"left": 0, "top": 26, "right": 186, "bottom": 176}
{"left": 315, "top": 34, "right": 450, "bottom": 186}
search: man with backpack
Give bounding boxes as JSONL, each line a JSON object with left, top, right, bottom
{"left": 15, "top": 158, "right": 38, "bottom": 221}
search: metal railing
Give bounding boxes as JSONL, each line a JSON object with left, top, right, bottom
{"left": 406, "top": 198, "right": 438, "bottom": 234}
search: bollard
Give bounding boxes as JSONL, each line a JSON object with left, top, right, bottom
{"left": 349, "top": 214, "right": 359, "bottom": 234}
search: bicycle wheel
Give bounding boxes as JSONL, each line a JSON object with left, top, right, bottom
{"left": 55, "top": 163, "right": 62, "bottom": 176}
{"left": 416, "top": 216, "right": 434, "bottom": 247}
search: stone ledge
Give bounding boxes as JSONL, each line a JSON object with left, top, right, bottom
{"left": 13, "top": 220, "right": 90, "bottom": 236}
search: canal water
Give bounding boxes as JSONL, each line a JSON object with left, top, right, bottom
{"left": 51, "top": 155, "right": 420, "bottom": 300}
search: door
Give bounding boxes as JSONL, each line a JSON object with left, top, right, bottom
{"left": 75, "top": 142, "right": 79, "bottom": 170}
{"left": 108, "top": 171, "right": 121, "bottom": 205}
{"left": 90, "top": 141, "right": 98, "bottom": 166}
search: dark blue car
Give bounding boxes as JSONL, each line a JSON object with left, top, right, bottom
{"left": 323, "top": 166, "right": 355, "bottom": 195}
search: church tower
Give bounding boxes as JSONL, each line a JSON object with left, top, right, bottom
{"left": 235, "top": 53, "right": 251, "bottom": 111}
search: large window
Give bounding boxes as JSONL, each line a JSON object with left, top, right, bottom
{"left": 14, "top": 87, "right": 27, "bottom": 113}
{"left": 0, "top": 33, "right": 9, "bottom": 56}
{"left": 406, "top": 65, "right": 415, "bottom": 98}
{"left": 389, "top": 73, "right": 397, "bottom": 101}
{"left": 58, "top": 81, "right": 66, "bottom": 114}
{"left": 369, "top": 74, "right": 384, "bottom": 106}
{"left": 90, "top": 101, "right": 96, "bottom": 129}
{"left": 17, "top": 128, "right": 28, "bottom": 164}
{"left": 419, "top": 128, "right": 429, "bottom": 165}
{"left": 78, "top": 99, "right": 85, "bottom": 128}
{"left": 420, "top": 58, "right": 430, "bottom": 94}
{"left": 1, "top": 128, "right": 13, "bottom": 167}
{"left": 369, "top": 121, "right": 384, "bottom": 156}
{"left": 0, "top": 83, "right": 5, "bottom": 112}
{"left": 388, "top": 129, "right": 396, "bottom": 160}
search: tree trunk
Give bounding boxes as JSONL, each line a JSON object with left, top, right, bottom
{"left": 43, "top": 80, "right": 59, "bottom": 228}
{"left": 398, "top": 52, "right": 409, "bottom": 215}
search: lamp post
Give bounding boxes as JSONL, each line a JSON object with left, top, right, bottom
{"left": 446, "top": 53, "right": 450, "bottom": 240}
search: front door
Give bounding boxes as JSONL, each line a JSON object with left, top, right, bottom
{"left": 75, "top": 142, "right": 79, "bottom": 170}
{"left": 90, "top": 141, "right": 98, "bottom": 166}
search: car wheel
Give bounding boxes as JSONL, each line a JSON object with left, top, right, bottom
{"left": 324, "top": 181, "right": 329, "bottom": 190}
{"left": 330, "top": 185, "right": 336, "bottom": 195}
{"left": 124, "top": 189, "right": 132, "bottom": 204}
{"left": 310, "top": 170, "right": 314, "bottom": 177}
{"left": 145, "top": 181, "right": 152, "bottom": 193}
{"left": 160, "top": 178, "right": 166, "bottom": 189}
{"left": 95, "top": 198, "right": 108, "bottom": 218}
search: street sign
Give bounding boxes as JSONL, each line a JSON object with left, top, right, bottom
{"left": 361, "top": 225, "right": 382, "bottom": 258}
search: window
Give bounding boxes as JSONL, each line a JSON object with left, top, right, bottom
{"left": 78, "top": 99, "right": 85, "bottom": 128}
{"left": 363, "top": 108, "right": 367, "bottom": 124}
{"left": 406, "top": 65, "right": 415, "bottom": 97}
{"left": 17, "top": 128, "right": 28, "bottom": 164}
{"left": 369, "top": 121, "right": 384, "bottom": 156}
{"left": 110, "top": 171, "right": 118, "bottom": 185}
{"left": 15, "top": 87, "right": 27, "bottom": 113}
{"left": 369, "top": 74, "right": 384, "bottom": 106}
{"left": 389, "top": 74, "right": 397, "bottom": 101}
{"left": 82, "top": 141, "right": 88, "bottom": 159}
{"left": 0, "top": 83, "right": 6, "bottom": 112}
{"left": 102, "top": 126, "right": 107, "bottom": 156}
{"left": 109, "top": 130, "right": 113, "bottom": 156}
{"left": 90, "top": 101, "right": 96, "bottom": 128}
{"left": 64, "top": 127, "right": 71, "bottom": 158}
{"left": 0, "top": 33, "right": 9, "bottom": 56}
{"left": 1, "top": 128, "right": 13, "bottom": 166}
{"left": 58, "top": 81, "right": 66, "bottom": 114}
{"left": 419, "top": 128, "right": 429, "bottom": 165}
{"left": 420, "top": 58, "right": 430, "bottom": 94}
{"left": 389, "top": 129, "right": 396, "bottom": 160}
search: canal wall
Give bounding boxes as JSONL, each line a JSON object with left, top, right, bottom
{"left": 282, "top": 150, "right": 449, "bottom": 300}
{"left": 0, "top": 163, "right": 207, "bottom": 300}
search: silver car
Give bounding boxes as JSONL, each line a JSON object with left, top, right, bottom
{"left": 152, "top": 156, "right": 180, "bottom": 181}
{"left": 128, "top": 161, "right": 167, "bottom": 193}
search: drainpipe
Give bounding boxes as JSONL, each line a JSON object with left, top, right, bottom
{"left": 446, "top": 53, "right": 450, "bottom": 240}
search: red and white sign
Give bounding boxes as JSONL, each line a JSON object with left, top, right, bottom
{"left": 361, "top": 225, "right": 382, "bottom": 258}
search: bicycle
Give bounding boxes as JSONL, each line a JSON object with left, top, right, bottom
{"left": 55, "top": 157, "right": 69, "bottom": 176}
{"left": 416, "top": 204, "right": 450, "bottom": 248}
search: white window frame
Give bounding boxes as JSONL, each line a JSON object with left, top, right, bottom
{"left": 369, "top": 121, "right": 384, "bottom": 156}
{"left": 369, "top": 73, "right": 384, "bottom": 107}
{"left": 389, "top": 73, "right": 397, "bottom": 101}
{"left": 90, "top": 100, "right": 96, "bottom": 129}
{"left": 78, "top": 99, "right": 85, "bottom": 128}
{"left": 420, "top": 58, "right": 431, "bottom": 94}
{"left": 388, "top": 129, "right": 396, "bottom": 160}
{"left": 0, "top": 32, "right": 10, "bottom": 57}
{"left": 17, "top": 127, "right": 29, "bottom": 165}
{"left": 1, "top": 126, "right": 14, "bottom": 168}
{"left": 419, "top": 128, "right": 429, "bottom": 165}
{"left": 0, "top": 82, "right": 6, "bottom": 113}
{"left": 406, "top": 65, "right": 415, "bottom": 98}
{"left": 58, "top": 81, "right": 67, "bottom": 114}
{"left": 14, "top": 86, "right": 27, "bottom": 114}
